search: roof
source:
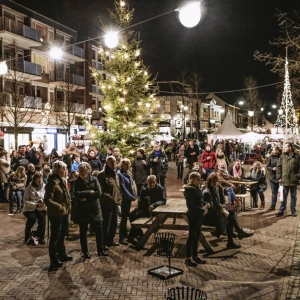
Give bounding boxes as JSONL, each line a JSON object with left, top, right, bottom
{"left": 213, "top": 113, "right": 244, "bottom": 136}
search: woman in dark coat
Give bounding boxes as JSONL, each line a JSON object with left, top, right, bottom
{"left": 87, "top": 149, "right": 102, "bottom": 172}
{"left": 183, "top": 172, "right": 209, "bottom": 267}
{"left": 202, "top": 174, "right": 253, "bottom": 249}
{"left": 266, "top": 146, "right": 281, "bottom": 210}
{"left": 132, "top": 148, "right": 149, "bottom": 197}
{"left": 74, "top": 162, "right": 107, "bottom": 258}
{"left": 44, "top": 160, "right": 72, "bottom": 270}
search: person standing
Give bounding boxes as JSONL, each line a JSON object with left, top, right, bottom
{"left": 98, "top": 156, "right": 122, "bottom": 248}
{"left": 0, "top": 149, "right": 10, "bottom": 203}
{"left": 73, "top": 162, "right": 107, "bottom": 258}
{"left": 276, "top": 142, "right": 300, "bottom": 217}
{"left": 23, "top": 172, "right": 46, "bottom": 245}
{"left": 216, "top": 143, "right": 226, "bottom": 166}
{"left": 87, "top": 149, "right": 102, "bottom": 172}
{"left": 44, "top": 161, "right": 72, "bottom": 270}
{"left": 183, "top": 172, "right": 209, "bottom": 267}
{"left": 266, "top": 146, "right": 281, "bottom": 211}
{"left": 147, "top": 143, "right": 168, "bottom": 190}
{"left": 118, "top": 158, "right": 137, "bottom": 245}
{"left": 176, "top": 142, "right": 185, "bottom": 179}
{"left": 201, "top": 144, "right": 217, "bottom": 177}
{"left": 132, "top": 149, "right": 149, "bottom": 197}
{"left": 184, "top": 140, "right": 200, "bottom": 170}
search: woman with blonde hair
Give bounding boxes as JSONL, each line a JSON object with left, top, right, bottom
{"left": 247, "top": 161, "right": 267, "bottom": 209}
{"left": 44, "top": 160, "right": 72, "bottom": 270}
{"left": 216, "top": 143, "right": 226, "bottom": 165}
{"left": 7, "top": 166, "right": 27, "bottom": 214}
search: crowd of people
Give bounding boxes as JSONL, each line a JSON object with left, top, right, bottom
{"left": 0, "top": 137, "right": 298, "bottom": 270}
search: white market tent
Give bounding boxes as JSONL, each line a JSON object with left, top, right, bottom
{"left": 212, "top": 114, "right": 244, "bottom": 137}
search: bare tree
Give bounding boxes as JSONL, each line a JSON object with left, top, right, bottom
{"left": 54, "top": 72, "right": 85, "bottom": 143}
{"left": 254, "top": 11, "right": 300, "bottom": 102}
{"left": 0, "top": 43, "right": 42, "bottom": 149}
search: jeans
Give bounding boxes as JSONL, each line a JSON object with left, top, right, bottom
{"left": 269, "top": 181, "right": 279, "bottom": 207}
{"left": 225, "top": 187, "right": 237, "bottom": 203}
{"left": 23, "top": 210, "right": 46, "bottom": 242}
{"left": 101, "top": 204, "right": 118, "bottom": 246}
{"left": 279, "top": 185, "right": 297, "bottom": 213}
{"left": 10, "top": 190, "right": 23, "bottom": 212}
{"left": 119, "top": 200, "right": 131, "bottom": 241}
{"left": 48, "top": 215, "right": 68, "bottom": 263}
{"left": 203, "top": 168, "right": 214, "bottom": 177}
{"left": 79, "top": 221, "right": 104, "bottom": 254}
{"left": 186, "top": 213, "right": 202, "bottom": 258}
{"left": 250, "top": 187, "right": 265, "bottom": 205}
{"left": 177, "top": 162, "right": 184, "bottom": 179}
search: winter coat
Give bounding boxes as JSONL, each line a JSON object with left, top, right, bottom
{"left": 147, "top": 150, "right": 168, "bottom": 177}
{"left": 267, "top": 153, "right": 281, "bottom": 183}
{"left": 87, "top": 158, "right": 102, "bottom": 172}
{"left": 73, "top": 174, "right": 103, "bottom": 224}
{"left": 132, "top": 156, "right": 149, "bottom": 185}
{"left": 71, "top": 161, "right": 80, "bottom": 172}
{"left": 0, "top": 157, "right": 10, "bottom": 184}
{"left": 7, "top": 172, "right": 27, "bottom": 191}
{"left": 13, "top": 155, "right": 29, "bottom": 171}
{"left": 26, "top": 170, "right": 35, "bottom": 187}
{"left": 247, "top": 167, "right": 267, "bottom": 191}
{"left": 176, "top": 148, "right": 185, "bottom": 165}
{"left": 201, "top": 151, "right": 217, "bottom": 169}
{"left": 23, "top": 182, "right": 46, "bottom": 213}
{"left": 183, "top": 183, "right": 206, "bottom": 218}
{"left": 276, "top": 152, "right": 300, "bottom": 186}
{"left": 118, "top": 169, "right": 137, "bottom": 202}
{"left": 217, "top": 169, "right": 239, "bottom": 188}
{"left": 184, "top": 145, "right": 199, "bottom": 165}
{"left": 97, "top": 165, "right": 122, "bottom": 209}
{"left": 137, "top": 183, "right": 166, "bottom": 211}
{"left": 43, "top": 173, "right": 71, "bottom": 217}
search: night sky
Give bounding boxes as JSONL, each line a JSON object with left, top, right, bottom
{"left": 15, "top": 0, "right": 300, "bottom": 103}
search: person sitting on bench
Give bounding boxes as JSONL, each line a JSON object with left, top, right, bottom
{"left": 128, "top": 175, "right": 166, "bottom": 244}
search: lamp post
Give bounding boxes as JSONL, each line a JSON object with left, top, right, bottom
{"left": 248, "top": 110, "right": 254, "bottom": 131}
{"left": 182, "top": 105, "right": 188, "bottom": 139}
{"left": 233, "top": 100, "right": 244, "bottom": 125}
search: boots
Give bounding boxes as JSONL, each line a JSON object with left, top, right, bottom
{"left": 259, "top": 202, "right": 265, "bottom": 210}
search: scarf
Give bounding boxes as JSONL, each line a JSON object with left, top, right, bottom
{"left": 32, "top": 182, "right": 44, "bottom": 191}
{"left": 233, "top": 166, "right": 242, "bottom": 178}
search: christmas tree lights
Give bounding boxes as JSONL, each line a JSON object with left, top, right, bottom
{"left": 89, "top": 0, "right": 160, "bottom": 155}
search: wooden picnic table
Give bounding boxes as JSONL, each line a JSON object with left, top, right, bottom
{"left": 231, "top": 180, "right": 259, "bottom": 209}
{"left": 135, "top": 198, "right": 215, "bottom": 253}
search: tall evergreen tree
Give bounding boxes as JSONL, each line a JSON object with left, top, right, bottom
{"left": 90, "top": 0, "right": 159, "bottom": 155}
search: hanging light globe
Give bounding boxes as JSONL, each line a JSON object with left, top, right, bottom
{"left": 104, "top": 31, "right": 119, "bottom": 48}
{"left": 179, "top": 2, "right": 201, "bottom": 28}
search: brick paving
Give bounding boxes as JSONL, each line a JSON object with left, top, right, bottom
{"left": 0, "top": 162, "right": 299, "bottom": 299}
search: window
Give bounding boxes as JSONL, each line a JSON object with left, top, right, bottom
{"left": 176, "top": 100, "right": 182, "bottom": 113}
{"left": 164, "top": 100, "right": 171, "bottom": 113}
{"left": 31, "top": 53, "right": 48, "bottom": 73}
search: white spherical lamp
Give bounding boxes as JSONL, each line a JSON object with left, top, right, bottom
{"left": 49, "top": 47, "right": 63, "bottom": 60}
{"left": 104, "top": 31, "right": 119, "bottom": 49}
{"left": 179, "top": 2, "right": 201, "bottom": 28}
{"left": 0, "top": 61, "right": 8, "bottom": 75}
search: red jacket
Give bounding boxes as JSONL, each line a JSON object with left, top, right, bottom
{"left": 201, "top": 151, "right": 217, "bottom": 169}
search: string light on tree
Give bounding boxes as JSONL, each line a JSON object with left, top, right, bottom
{"left": 275, "top": 47, "right": 296, "bottom": 137}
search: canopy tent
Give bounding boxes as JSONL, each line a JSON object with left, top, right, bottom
{"left": 213, "top": 114, "right": 244, "bottom": 137}
{"left": 154, "top": 134, "right": 176, "bottom": 143}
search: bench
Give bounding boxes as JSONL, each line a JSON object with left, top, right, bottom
{"left": 131, "top": 217, "right": 154, "bottom": 228}
{"left": 236, "top": 193, "right": 250, "bottom": 211}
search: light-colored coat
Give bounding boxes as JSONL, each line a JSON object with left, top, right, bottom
{"left": 23, "top": 182, "right": 47, "bottom": 213}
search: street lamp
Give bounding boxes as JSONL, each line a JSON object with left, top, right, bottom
{"left": 104, "top": 1, "right": 202, "bottom": 48}
{"left": 233, "top": 100, "right": 244, "bottom": 125}
{"left": 182, "top": 105, "right": 188, "bottom": 139}
{"left": 248, "top": 110, "right": 254, "bottom": 131}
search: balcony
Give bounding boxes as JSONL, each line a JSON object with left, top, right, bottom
{"left": 0, "top": 17, "right": 41, "bottom": 48}
{"left": 49, "top": 71, "right": 85, "bottom": 87}
{"left": 53, "top": 39, "right": 85, "bottom": 62}
{"left": 91, "top": 84, "right": 102, "bottom": 94}
{"left": 92, "top": 60, "right": 103, "bottom": 70}
{"left": 54, "top": 102, "right": 85, "bottom": 114}
{"left": 6, "top": 59, "right": 42, "bottom": 79}
{"left": 0, "top": 95, "right": 42, "bottom": 110}
{"left": 65, "top": 45, "right": 85, "bottom": 59}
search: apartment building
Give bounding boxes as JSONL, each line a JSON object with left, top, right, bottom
{"left": 0, "top": 0, "right": 101, "bottom": 152}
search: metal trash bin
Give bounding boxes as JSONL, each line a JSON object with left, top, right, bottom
{"left": 165, "top": 286, "right": 208, "bottom": 300}
{"left": 148, "top": 232, "right": 183, "bottom": 280}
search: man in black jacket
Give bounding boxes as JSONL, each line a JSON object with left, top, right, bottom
{"left": 184, "top": 140, "right": 200, "bottom": 170}
{"left": 127, "top": 175, "right": 166, "bottom": 243}
{"left": 147, "top": 143, "right": 168, "bottom": 189}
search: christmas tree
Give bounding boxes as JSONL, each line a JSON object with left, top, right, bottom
{"left": 275, "top": 50, "right": 296, "bottom": 135}
{"left": 89, "top": 0, "right": 159, "bottom": 156}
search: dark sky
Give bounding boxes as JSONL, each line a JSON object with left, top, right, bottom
{"left": 16, "top": 0, "right": 300, "bottom": 103}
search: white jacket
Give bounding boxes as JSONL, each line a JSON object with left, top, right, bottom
{"left": 23, "top": 182, "right": 47, "bottom": 213}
